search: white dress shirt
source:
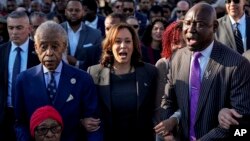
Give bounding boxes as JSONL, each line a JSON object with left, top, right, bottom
{"left": 67, "top": 22, "right": 82, "bottom": 56}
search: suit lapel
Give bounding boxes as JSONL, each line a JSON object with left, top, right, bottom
{"left": 195, "top": 42, "right": 222, "bottom": 122}
{"left": 75, "top": 24, "right": 87, "bottom": 57}
{"left": 181, "top": 49, "right": 192, "bottom": 122}
{"left": 3, "top": 43, "right": 11, "bottom": 97}
{"left": 98, "top": 67, "right": 112, "bottom": 111}
{"left": 34, "top": 64, "right": 50, "bottom": 102}
{"left": 53, "top": 63, "right": 71, "bottom": 110}
{"left": 135, "top": 66, "right": 149, "bottom": 110}
{"left": 246, "top": 17, "right": 250, "bottom": 50}
{"left": 224, "top": 16, "right": 236, "bottom": 49}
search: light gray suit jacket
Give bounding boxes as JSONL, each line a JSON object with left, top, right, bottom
{"left": 215, "top": 15, "right": 250, "bottom": 53}
{"left": 243, "top": 50, "right": 250, "bottom": 61}
{"left": 61, "top": 22, "right": 103, "bottom": 70}
{"left": 163, "top": 41, "right": 250, "bottom": 140}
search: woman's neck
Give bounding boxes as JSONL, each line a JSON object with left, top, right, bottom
{"left": 112, "top": 63, "right": 133, "bottom": 75}
{"left": 151, "top": 40, "right": 161, "bottom": 50}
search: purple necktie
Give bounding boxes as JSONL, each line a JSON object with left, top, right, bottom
{"left": 189, "top": 52, "right": 202, "bottom": 141}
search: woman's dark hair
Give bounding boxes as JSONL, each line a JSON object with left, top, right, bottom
{"left": 100, "top": 23, "right": 143, "bottom": 67}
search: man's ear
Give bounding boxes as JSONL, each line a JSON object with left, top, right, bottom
{"left": 213, "top": 20, "right": 219, "bottom": 33}
{"left": 34, "top": 44, "right": 39, "bottom": 54}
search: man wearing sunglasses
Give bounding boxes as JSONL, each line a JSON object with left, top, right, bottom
{"left": 122, "top": 0, "right": 148, "bottom": 37}
{"left": 215, "top": 0, "right": 250, "bottom": 54}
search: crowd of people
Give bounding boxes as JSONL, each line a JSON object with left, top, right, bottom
{"left": 0, "top": 0, "right": 250, "bottom": 141}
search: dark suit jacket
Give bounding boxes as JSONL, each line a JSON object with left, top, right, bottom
{"left": 163, "top": 41, "right": 250, "bottom": 140}
{"left": 215, "top": 15, "right": 250, "bottom": 52}
{"left": 61, "top": 22, "right": 103, "bottom": 70}
{"left": 87, "top": 63, "right": 157, "bottom": 141}
{"left": 14, "top": 62, "right": 102, "bottom": 141}
{"left": 135, "top": 12, "right": 148, "bottom": 37}
{"left": 0, "top": 40, "right": 39, "bottom": 133}
{"left": 97, "top": 15, "right": 105, "bottom": 37}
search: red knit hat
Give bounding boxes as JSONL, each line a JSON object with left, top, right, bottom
{"left": 30, "top": 105, "right": 63, "bottom": 137}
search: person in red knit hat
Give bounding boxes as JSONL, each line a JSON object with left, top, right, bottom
{"left": 30, "top": 105, "right": 63, "bottom": 141}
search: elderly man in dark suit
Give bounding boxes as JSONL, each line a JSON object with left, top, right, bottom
{"left": 160, "top": 3, "right": 250, "bottom": 141}
{"left": 14, "top": 21, "right": 102, "bottom": 141}
{"left": 61, "top": 0, "right": 102, "bottom": 71}
{"left": 215, "top": 0, "right": 250, "bottom": 54}
{"left": 0, "top": 11, "right": 40, "bottom": 141}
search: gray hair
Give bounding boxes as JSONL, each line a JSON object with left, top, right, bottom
{"left": 34, "top": 21, "right": 68, "bottom": 46}
{"left": 7, "top": 10, "right": 29, "bottom": 19}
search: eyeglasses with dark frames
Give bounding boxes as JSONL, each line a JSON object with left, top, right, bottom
{"left": 115, "top": 5, "right": 122, "bottom": 9}
{"left": 131, "top": 25, "right": 139, "bottom": 29}
{"left": 176, "top": 10, "right": 187, "bottom": 14}
{"left": 225, "top": 0, "right": 240, "bottom": 4}
{"left": 123, "top": 8, "right": 134, "bottom": 13}
{"left": 35, "top": 125, "right": 62, "bottom": 136}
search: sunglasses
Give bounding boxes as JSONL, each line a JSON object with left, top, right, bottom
{"left": 115, "top": 5, "right": 122, "bottom": 9}
{"left": 225, "top": 0, "right": 240, "bottom": 4}
{"left": 176, "top": 10, "right": 187, "bottom": 14}
{"left": 123, "top": 8, "right": 134, "bottom": 13}
{"left": 131, "top": 25, "right": 139, "bottom": 29}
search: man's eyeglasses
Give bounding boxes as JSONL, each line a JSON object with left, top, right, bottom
{"left": 225, "top": 0, "right": 240, "bottom": 4}
{"left": 176, "top": 10, "right": 187, "bottom": 14}
{"left": 131, "top": 25, "right": 139, "bottom": 29}
{"left": 35, "top": 125, "right": 62, "bottom": 136}
{"left": 115, "top": 5, "right": 122, "bottom": 9}
{"left": 123, "top": 8, "right": 134, "bottom": 13}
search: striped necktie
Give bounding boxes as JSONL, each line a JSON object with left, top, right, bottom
{"left": 12, "top": 47, "right": 21, "bottom": 105}
{"left": 234, "top": 23, "right": 244, "bottom": 54}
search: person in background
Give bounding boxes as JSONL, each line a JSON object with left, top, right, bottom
{"left": 111, "top": 0, "right": 123, "bottom": 14}
{"left": 148, "top": 5, "right": 164, "bottom": 24}
{"left": 0, "top": 11, "right": 40, "bottom": 141}
{"left": 104, "top": 12, "right": 126, "bottom": 36}
{"left": 161, "top": 3, "right": 250, "bottom": 140}
{"left": 87, "top": 23, "right": 158, "bottom": 141}
{"left": 141, "top": 19, "right": 167, "bottom": 65}
{"left": 61, "top": 0, "right": 102, "bottom": 71}
{"left": 30, "top": 105, "right": 64, "bottom": 141}
{"left": 137, "top": 0, "right": 152, "bottom": 17}
{"left": 126, "top": 16, "right": 140, "bottom": 35}
{"left": 215, "top": 0, "right": 250, "bottom": 54}
{"left": 154, "top": 21, "right": 185, "bottom": 141}
{"left": 0, "top": 18, "right": 9, "bottom": 45}
{"left": 82, "top": 0, "right": 106, "bottom": 37}
{"left": 14, "top": 21, "right": 102, "bottom": 141}
{"left": 169, "top": 0, "right": 190, "bottom": 23}
{"left": 29, "top": 0, "right": 42, "bottom": 13}
{"left": 47, "top": 0, "right": 67, "bottom": 23}
{"left": 122, "top": 0, "right": 148, "bottom": 37}
{"left": 29, "top": 11, "right": 48, "bottom": 40}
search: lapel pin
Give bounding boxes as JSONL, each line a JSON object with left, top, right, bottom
{"left": 205, "top": 70, "right": 211, "bottom": 79}
{"left": 71, "top": 78, "right": 76, "bottom": 84}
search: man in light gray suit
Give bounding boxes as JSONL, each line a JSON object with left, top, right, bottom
{"left": 161, "top": 3, "right": 250, "bottom": 141}
{"left": 61, "top": 0, "right": 102, "bottom": 70}
{"left": 215, "top": 0, "right": 250, "bottom": 54}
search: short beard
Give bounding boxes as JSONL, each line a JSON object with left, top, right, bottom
{"left": 67, "top": 19, "right": 82, "bottom": 26}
